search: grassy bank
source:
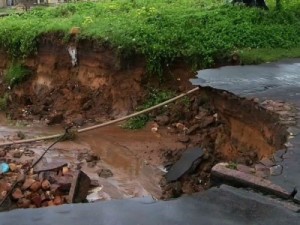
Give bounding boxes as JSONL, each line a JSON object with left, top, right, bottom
{"left": 0, "top": 0, "right": 299, "bottom": 74}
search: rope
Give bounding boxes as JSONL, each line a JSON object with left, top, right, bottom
{"left": 0, "top": 87, "right": 200, "bottom": 147}
{"left": 0, "top": 127, "right": 71, "bottom": 207}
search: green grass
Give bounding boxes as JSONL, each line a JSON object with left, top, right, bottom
{"left": 4, "top": 63, "right": 31, "bottom": 87}
{"left": 0, "top": 0, "right": 299, "bottom": 74}
{"left": 122, "top": 88, "right": 175, "bottom": 129}
{"left": 238, "top": 48, "right": 300, "bottom": 64}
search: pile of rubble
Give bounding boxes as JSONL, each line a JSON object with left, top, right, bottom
{"left": 0, "top": 147, "right": 91, "bottom": 211}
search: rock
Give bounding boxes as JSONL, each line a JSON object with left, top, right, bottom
{"left": 41, "top": 201, "right": 48, "bottom": 207}
{"left": 55, "top": 176, "right": 72, "bottom": 192}
{"left": 41, "top": 180, "right": 51, "bottom": 190}
{"left": 47, "top": 113, "right": 64, "bottom": 125}
{"left": 200, "top": 116, "right": 215, "bottom": 128}
{"left": 186, "top": 124, "right": 200, "bottom": 135}
{"left": 47, "top": 200, "right": 55, "bottom": 206}
{"left": 17, "top": 198, "right": 31, "bottom": 208}
{"left": 195, "top": 111, "right": 208, "bottom": 120}
{"left": 0, "top": 150, "right": 6, "bottom": 157}
{"left": 82, "top": 100, "right": 93, "bottom": 111}
{"left": 53, "top": 196, "right": 63, "bottom": 205}
{"left": 260, "top": 157, "right": 275, "bottom": 167}
{"left": 12, "top": 150, "right": 23, "bottom": 158}
{"left": 254, "top": 164, "right": 269, "bottom": 171}
{"left": 24, "top": 149, "right": 35, "bottom": 157}
{"left": 17, "top": 131, "right": 25, "bottom": 140}
{"left": 30, "top": 181, "right": 41, "bottom": 192}
{"left": 72, "top": 115, "right": 85, "bottom": 127}
{"left": 87, "top": 161, "right": 97, "bottom": 168}
{"left": 97, "top": 169, "right": 113, "bottom": 178}
{"left": 17, "top": 174, "right": 26, "bottom": 183}
{"left": 62, "top": 167, "right": 69, "bottom": 175}
{"left": 22, "top": 178, "right": 35, "bottom": 190}
{"left": 175, "top": 123, "right": 187, "bottom": 131}
{"left": 85, "top": 153, "right": 99, "bottom": 162}
{"left": 31, "top": 194, "right": 42, "bottom": 207}
{"left": 155, "top": 115, "right": 170, "bottom": 126}
{"left": 236, "top": 164, "right": 254, "bottom": 174}
{"left": 177, "top": 135, "right": 190, "bottom": 143}
{"left": 270, "top": 165, "right": 283, "bottom": 176}
{"left": 23, "top": 190, "right": 32, "bottom": 198}
{"left": 12, "top": 188, "right": 24, "bottom": 200}
{"left": 9, "top": 163, "right": 17, "bottom": 172}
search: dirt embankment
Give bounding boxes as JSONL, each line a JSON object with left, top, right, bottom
{"left": 0, "top": 36, "right": 193, "bottom": 126}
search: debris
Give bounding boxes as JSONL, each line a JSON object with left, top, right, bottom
{"left": 12, "top": 188, "right": 24, "bottom": 200}
{"left": 165, "top": 147, "right": 204, "bottom": 182}
{"left": 33, "top": 161, "right": 68, "bottom": 173}
{"left": 46, "top": 113, "right": 64, "bottom": 125}
{"left": 17, "top": 198, "right": 31, "bottom": 208}
{"left": 22, "top": 178, "right": 35, "bottom": 190}
{"left": 260, "top": 157, "right": 275, "bottom": 167}
{"left": 270, "top": 165, "right": 283, "bottom": 176}
{"left": 177, "top": 135, "right": 190, "bottom": 143}
{"left": 41, "top": 180, "right": 51, "bottom": 190}
{"left": 155, "top": 115, "right": 170, "bottom": 126}
{"left": 236, "top": 164, "right": 254, "bottom": 174}
{"left": 62, "top": 167, "right": 69, "bottom": 175}
{"left": 0, "top": 163, "right": 9, "bottom": 174}
{"left": 53, "top": 196, "right": 63, "bottom": 205}
{"left": 212, "top": 163, "right": 292, "bottom": 199}
{"left": 97, "top": 168, "right": 113, "bottom": 178}
{"left": 68, "top": 170, "right": 91, "bottom": 203}
{"left": 30, "top": 181, "right": 41, "bottom": 192}
{"left": 12, "top": 150, "right": 23, "bottom": 158}
{"left": 9, "top": 163, "right": 17, "bottom": 172}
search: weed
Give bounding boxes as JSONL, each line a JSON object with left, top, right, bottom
{"left": 122, "top": 88, "right": 175, "bottom": 129}
{"left": 4, "top": 63, "right": 30, "bottom": 87}
{"left": 226, "top": 162, "right": 238, "bottom": 170}
{"left": 122, "top": 114, "right": 149, "bottom": 129}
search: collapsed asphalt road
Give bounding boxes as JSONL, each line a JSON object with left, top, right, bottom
{"left": 1, "top": 59, "right": 300, "bottom": 224}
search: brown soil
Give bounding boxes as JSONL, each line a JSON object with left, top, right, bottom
{"left": 0, "top": 37, "right": 288, "bottom": 203}
{"left": 0, "top": 36, "right": 193, "bottom": 126}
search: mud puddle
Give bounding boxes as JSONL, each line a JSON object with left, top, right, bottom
{"left": 0, "top": 116, "right": 180, "bottom": 203}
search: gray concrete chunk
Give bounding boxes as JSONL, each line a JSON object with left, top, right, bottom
{"left": 165, "top": 147, "right": 203, "bottom": 182}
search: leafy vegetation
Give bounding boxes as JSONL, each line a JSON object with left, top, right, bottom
{"left": 0, "top": 0, "right": 299, "bottom": 74}
{"left": 4, "top": 63, "right": 30, "bottom": 87}
{"left": 122, "top": 89, "right": 175, "bottom": 129}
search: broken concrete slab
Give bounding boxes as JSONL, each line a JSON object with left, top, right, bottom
{"left": 68, "top": 170, "right": 91, "bottom": 203}
{"left": 165, "top": 147, "right": 204, "bottom": 182}
{"left": 260, "top": 157, "right": 275, "bottom": 167}
{"left": 33, "top": 161, "right": 68, "bottom": 173}
{"left": 236, "top": 164, "right": 254, "bottom": 174}
{"left": 212, "top": 163, "right": 293, "bottom": 199}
